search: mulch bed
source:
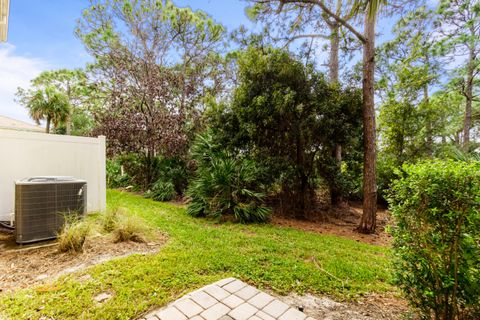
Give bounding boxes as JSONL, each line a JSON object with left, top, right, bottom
{"left": 0, "top": 232, "right": 167, "bottom": 293}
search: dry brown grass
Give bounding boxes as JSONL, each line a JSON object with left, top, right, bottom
{"left": 57, "top": 219, "right": 90, "bottom": 253}
{"left": 112, "top": 215, "right": 151, "bottom": 243}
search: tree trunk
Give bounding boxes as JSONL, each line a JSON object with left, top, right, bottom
{"left": 46, "top": 117, "right": 51, "bottom": 134}
{"left": 296, "top": 130, "right": 307, "bottom": 219}
{"left": 424, "top": 84, "right": 433, "bottom": 157}
{"left": 330, "top": 144, "right": 343, "bottom": 206}
{"left": 463, "top": 45, "right": 475, "bottom": 151}
{"left": 66, "top": 83, "right": 72, "bottom": 135}
{"left": 423, "top": 51, "right": 433, "bottom": 156}
{"left": 66, "top": 113, "right": 72, "bottom": 135}
{"left": 329, "top": 18, "right": 344, "bottom": 206}
{"left": 358, "top": 11, "right": 377, "bottom": 234}
{"left": 298, "top": 172, "right": 308, "bottom": 219}
{"left": 329, "top": 24, "right": 340, "bottom": 84}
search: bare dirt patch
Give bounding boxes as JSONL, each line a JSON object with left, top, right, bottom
{"left": 0, "top": 232, "right": 167, "bottom": 293}
{"left": 279, "top": 292, "right": 414, "bottom": 320}
{"left": 272, "top": 203, "right": 393, "bottom": 246}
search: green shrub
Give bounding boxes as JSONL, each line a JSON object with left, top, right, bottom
{"left": 117, "top": 153, "right": 147, "bottom": 190}
{"left": 186, "top": 131, "right": 271, "bottom": 223}
{"left": 112, "top": 216, "right": 150, "bottom": 243}
{"left": 112, "top": 153, "right": 190, "bottom": 194}
{"left": 145, "top": 180, "right": 176, "bottom": 202}
{"left": 106, "top": 158, "right": 131, "bottom": 188}
{"left": 376, "top": 152, "right": 399, "bottom": 204}
{"left": 155, "top": 157, "right": 190, "bottom": 196}
{"left": 57, "top": 219, "right": 90, "bottom": 253}
{"left": 388, "top": 160, "right": 480, "bottom": 319}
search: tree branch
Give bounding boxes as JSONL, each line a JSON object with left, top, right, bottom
{"left": 279, "top": 33, "right": 330, "bottom": 47}
{"left": 267, "top": 0, "right": 366, "bottom": 43}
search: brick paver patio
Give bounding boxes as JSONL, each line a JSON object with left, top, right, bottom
{"left": 140, "top": 278, "right": 315, "bottom": 320}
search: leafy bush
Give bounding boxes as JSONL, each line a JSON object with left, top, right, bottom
{"left": 145, "top": 179, "right": 176, "bottom": 202}
{"left": 187, "top": 131, "right": 271, "bottom": 223}
{"left": 106, "top": 158, "right": 131, "bottom": 188}
{"left": 376, "top": 152, "right": 399, "bottom": 204}
{"left": 112, "top": 215, "right": 151, "bottom": 243}
{"left": 155, "top": 157, "right": 190, "bottom": 196}
{"left": 57, "top": 219, "right": 90, "bottom": 253}
{"left": 117, "top": 153, "right": 149, "bottom": 190}
{"left": 110, "top": 153, "right": 189, "bottom": 194}
{"left": 388, "top": 160, "right": 480, "bottom": 319}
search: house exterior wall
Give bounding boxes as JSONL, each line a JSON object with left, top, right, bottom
{"left": 0, "top": 129, "right": 106, "bottom": 221}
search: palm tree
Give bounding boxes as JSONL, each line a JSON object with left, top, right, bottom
{"left": 26, "top": 86, "right": 70, "bottom": 133}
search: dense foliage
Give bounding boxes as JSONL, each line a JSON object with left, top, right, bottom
{"left": 16, "top": 86, "right": 70, "bottom": 134}
{"left": 16, "top": 69, "right": 96, "bottom": 135}
{"left": 206, "top": 48, "right": 362, "bottom": 218}
{"left": 106, "top": 159, "right": 131, "bottom": 189}
{"left": 389, "top": 160, "right": 480, "bottom": 319}
{"left": 375, "top": 4, "right": 480, "bottom": 202}
{"left": 186, "top": 131, "right": 271, "bottom": 223}
{"left": 106, "top": 154, "right": 189, "bottom": 197}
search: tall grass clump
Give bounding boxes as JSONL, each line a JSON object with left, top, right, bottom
{"left": 112, "top": 215, "right": 151, "bottom": 243}
{"left": 57, "top": 218, "right": 90, "bottom": 253}
{"left": 101, "top": 207, "right": 122, "bottom": 233}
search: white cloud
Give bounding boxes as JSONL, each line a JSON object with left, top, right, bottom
{"left": 0, "top": 44, "right": 49, "bottom": 124}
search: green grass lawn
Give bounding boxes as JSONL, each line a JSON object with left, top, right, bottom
{"left": 1, "top": 190, "right": 393, "bottom": 319}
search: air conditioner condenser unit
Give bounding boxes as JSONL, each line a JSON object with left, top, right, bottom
{"left": 14, "top": 176, "right": 87, "bottom": 244}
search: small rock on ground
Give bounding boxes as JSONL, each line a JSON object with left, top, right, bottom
{"left": 94, "top": 292, "right": 112, "bottom": 303}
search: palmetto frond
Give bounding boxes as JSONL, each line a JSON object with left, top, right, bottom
{"left": 186, "top": 131, "right": 271, "bottom": 223}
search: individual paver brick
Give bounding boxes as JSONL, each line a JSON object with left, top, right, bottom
{"left": 235, "top": 285, "right": 260, "bottom": 301}
{"left": 223, "top": 280, "right": 247, "bottom": 293}
{"left": 144, "top": 311, "right": 160, "bottom": 320}
{"left": 156, "top": 306, "right": 187, "bottom": 320}
{"left": 248, "top": 292, "right": 275, "bottom": 309}
{"left": 191, "top": 290, "right": 218, "bottom": 309}
{"left": 229, "top": 303, "right": 259, "bottom": 320}
{"left": 255, "top": 310, "right": 276, "bottom": 320}
{"left": 204, "top": 285, "right": 231, "bottom": 301}
{"left": 174, "top": 298, "right": 204, "bottom": 317}
{"left": 219, "top": 316, "right": 234, "bottom": 320}
{"left": 191, "top": 316, "right": 205, "bottom": 320}
{"left": 215, "top": 278, "right": 237, "bottom": 287}
{"left": 249, "top": 317, "right": 263, "bottom": 320}
{"left": 278, "top": 308, "right": 307, "bottom": 320}
{"left": 262, "top": 300, "right": 290, "bottom": 318}
{"left": 200, "top": 302, "right": 230, "bottom": 320}
{"left": 222, "top": 294, "right": 244, "bottom": 309}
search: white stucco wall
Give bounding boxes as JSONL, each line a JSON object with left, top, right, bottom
{"left": 0, "top": 129, "right": 106, "bottom": 221}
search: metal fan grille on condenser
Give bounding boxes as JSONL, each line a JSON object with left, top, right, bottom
{"left": 14, "top": 177, "right": 87, "bottom": 244}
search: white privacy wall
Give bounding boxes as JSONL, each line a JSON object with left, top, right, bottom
{"left": 0, "top": 129, "right": 106, "bottom": 221}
